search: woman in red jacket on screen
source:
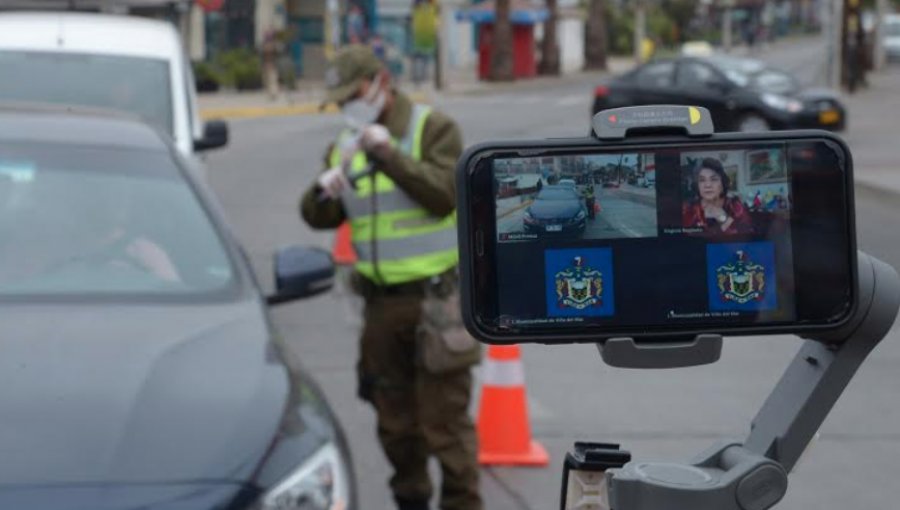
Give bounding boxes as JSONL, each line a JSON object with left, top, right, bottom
{"left": 682, "top": 157, "right": 753, "bottom": 236}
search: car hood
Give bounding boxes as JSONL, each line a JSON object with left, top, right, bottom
{"left": 0, "top": 300, "right": 288, "bottom": 486}
{"left": 530, "top": 199, "right": 583, "bottom": 219}
{"left": 0, "top": 482, "right": 250, "bottom": 510}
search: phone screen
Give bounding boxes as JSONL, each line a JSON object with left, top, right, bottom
{"left": 469, "top": 138, "right": 855, "bottom": 339}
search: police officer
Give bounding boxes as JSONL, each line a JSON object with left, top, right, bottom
{"left": 299, "top": 45, "right": 482, "bottom": 510}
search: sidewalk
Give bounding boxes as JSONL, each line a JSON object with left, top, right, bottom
{"left": 841, "top": 65, "right": 900, "bottom": 197}
{"left": 198, "top": 57, "right": 633, "bottom": 120}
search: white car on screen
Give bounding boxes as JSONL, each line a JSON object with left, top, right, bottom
{"left": 0, "top": 12, "right": 228, "bottom": 159}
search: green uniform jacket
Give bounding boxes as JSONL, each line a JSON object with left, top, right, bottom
{"left": 300, "top": 91, "right": 463, "bottom": 229}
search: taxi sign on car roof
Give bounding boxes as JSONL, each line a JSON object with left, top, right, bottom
{"left": 592, "top": 105, "right": 714, "bottom": 140}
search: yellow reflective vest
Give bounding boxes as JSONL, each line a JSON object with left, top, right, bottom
{"left": 330, "top": 104, "right": 458, "bottom": 285}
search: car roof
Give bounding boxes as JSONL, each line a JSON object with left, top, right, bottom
{"left": 0, "top": 12, "right": 181, "bottom": 61}
{"left": 0, "top": 104, "right": 171, "bottom": 151}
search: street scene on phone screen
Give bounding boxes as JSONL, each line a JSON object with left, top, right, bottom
{"left": 1, "top": 2, "right": 899, "bottom": 510}
{"left": 496, "top": 154, "right": 658, "bottom": 242}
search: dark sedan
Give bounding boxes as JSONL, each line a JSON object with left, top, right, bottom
{"left": 592, "top": 55, "right": 846, "bottom": 132}
{"left": 0, "top": 107, "right": 355, "bottom": 510}
{"left": 524, "top": 185, "right": 588, "bottom": 236}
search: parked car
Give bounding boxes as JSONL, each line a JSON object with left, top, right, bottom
{"left": 883, "top": 14, "right": 900, "bottom": 63}
{"left": 591, "top": 55, "right": 846, "bottom": 132}
{"left": 0, "top": 106, "right": 355, "bottom": 510}
{"left": 0, "top": 12, "right": 227, "bottom": 161}
{"left": 524, "top": 185, "right": 588, "bottom": 236}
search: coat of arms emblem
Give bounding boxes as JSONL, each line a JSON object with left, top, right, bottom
{"left": 555, "top": 256, "right": 603, "bottom": 309}
{"left": 716, "top": 250, "right": 766, "bottom": 304}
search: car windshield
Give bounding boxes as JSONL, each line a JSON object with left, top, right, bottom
{"left": 0, "top": 141, "right": 235, "bottom": 297}
{"left": 0, "top": 51, "right": 173, "bottom": 136}
{"left": 708, "top": 57, "right": 797, "bottom": 93}
{"left": 538, "top": 188, "right": 577, "bottom": 200}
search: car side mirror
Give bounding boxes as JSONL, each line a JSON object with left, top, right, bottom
{"left": 194, "top": 120, "right": 229, "bottom": 151}
{"left": 267, "top": 246, "right": 335, "bottom": 306}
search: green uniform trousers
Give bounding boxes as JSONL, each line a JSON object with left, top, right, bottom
{"left": 359, "top": 294, "right": 483, "bottom": 510}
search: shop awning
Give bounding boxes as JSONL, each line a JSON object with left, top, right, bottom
{"left": 456, "top": 0, "right": 548, "bottom": 24}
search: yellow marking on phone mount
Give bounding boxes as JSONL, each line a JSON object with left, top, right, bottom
{"left": 688, "top": 107, "right": 701, "bottom": 125}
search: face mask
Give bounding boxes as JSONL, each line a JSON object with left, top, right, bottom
{"left": 342, "top": 80, "right": 386, "bottom": 130}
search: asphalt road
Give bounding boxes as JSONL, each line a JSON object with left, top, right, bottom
{"left": 206, "top": 39, "right": 900, "bottom": 510}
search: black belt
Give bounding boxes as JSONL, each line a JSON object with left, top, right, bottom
{"left": 355, "top": 269, "right": 455, "bottom": 299}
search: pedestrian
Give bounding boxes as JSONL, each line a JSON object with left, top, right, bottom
{"left": 347, "top": 3, "right": 368, "bottom": 44}
{"left": 411, "top": 0, "right": 439, "bottom": 85}
{"left": 299, "top": 45, "right": 483, "bottom": 510}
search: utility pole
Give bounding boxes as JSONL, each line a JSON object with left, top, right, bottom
{"left": 435, "top": 0, "right": 447, "bottom": 91}
{"left": 722, "top": 0, "right": 735, "bottom": 52}
{"left": 824, "top": 0, "right": 842, "bottom": 88}
{"left": 874, "top": 0, "right": 888, "bottom": 69}
{"left": 840, "top": 0, "right": 863, "bottom": 91}
{"left": 324, "top": 0, "right": 340, "bottom": 59}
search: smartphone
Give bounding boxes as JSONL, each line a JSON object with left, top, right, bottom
{"left": 457, "top": 132, "right": 857, "bottom": 344}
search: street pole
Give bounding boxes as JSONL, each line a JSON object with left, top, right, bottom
{"left": 874, "top": 0, "right": 888, "bottom": 69}
{"left": 722, "top": 0, "right": 734, "bottom": 53}
{"left": 634, "top": 0, "right": 646, "bottom": 65}
{"left": 324, "top": 0, "right": 340, "bottom": 59}
{"left": 435, "top": 0, "right": 447, "bottom": 91}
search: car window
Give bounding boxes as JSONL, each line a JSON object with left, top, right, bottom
{"left": 0, "top": 142, "right": 235, "bottom": 297}
{"left": 0, "top": 51, "right": 174, "bottom": 136}
{"left": 538, "top": 188, "right": 578, "bottom": 200}
{"left": 752, "top": 69, "right": 799, "bottom": 95}
{"left": 635, "top": 61, "right": 675, "bottom": 89}
{"left": 886, "top": 21, "right": 900, "bottom": 36}
{"left": 676, "top": 62, "right": 722, "bottom": 90}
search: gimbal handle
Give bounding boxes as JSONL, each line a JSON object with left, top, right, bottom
{"left": 606, "top": 252, "right": 899, "bottom": 510}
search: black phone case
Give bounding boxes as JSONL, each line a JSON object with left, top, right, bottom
{"left": 455, "top": 130, "right": 858, "bottom": 345}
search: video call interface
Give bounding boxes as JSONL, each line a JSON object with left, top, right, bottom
{"left": 492, "top": 145, "right": 798, "bottom": 329}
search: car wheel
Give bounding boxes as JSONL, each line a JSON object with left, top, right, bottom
{"left": 736, "top": 113, "right": 771, "bottom": 132}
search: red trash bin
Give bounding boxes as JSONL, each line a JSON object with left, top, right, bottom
{"left": 477, "top": 21, "right": 537, "bottom": 79}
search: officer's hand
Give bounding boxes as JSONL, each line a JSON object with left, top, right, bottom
{"left": 317, "top": 166, "right": 350, "bottom": 199}
{"left": 360, "top": 124, "right": 392, "bottom": 160}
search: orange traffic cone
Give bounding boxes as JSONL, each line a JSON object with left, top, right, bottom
{"left": 477, "top": 345, "right": 549, "bottom": 466}
{"left": 332, "top": 222, "right": 357, "bottom": 265}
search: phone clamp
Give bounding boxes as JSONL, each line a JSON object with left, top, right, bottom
{"left": 599, "top": 334, "right": 723, "bottom": 369}
{"left": 591, "top": 105, "right": 715, "bottom": 141}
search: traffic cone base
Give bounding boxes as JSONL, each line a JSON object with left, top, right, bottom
{"left": 478, "top": 440, "right": 549, "bottom": 466}
{"left": 477, "top": 345, "right": 549, "bottom": 467}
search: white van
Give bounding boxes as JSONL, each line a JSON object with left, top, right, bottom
{"left": 0, "top": 12, "right": 227, "bottom": 157}
{"left": 884, "top": 14, "right": 900, "bottom": 63}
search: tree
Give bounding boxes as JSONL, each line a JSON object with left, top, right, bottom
{"left": 489, "top": 0, "right": 515, "bottom": 80}
{"left": 539, "top": 0, "right": 561, "bottom": 75}
{"left": 584, "top": 0, "right": 609, "bottom": 70}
